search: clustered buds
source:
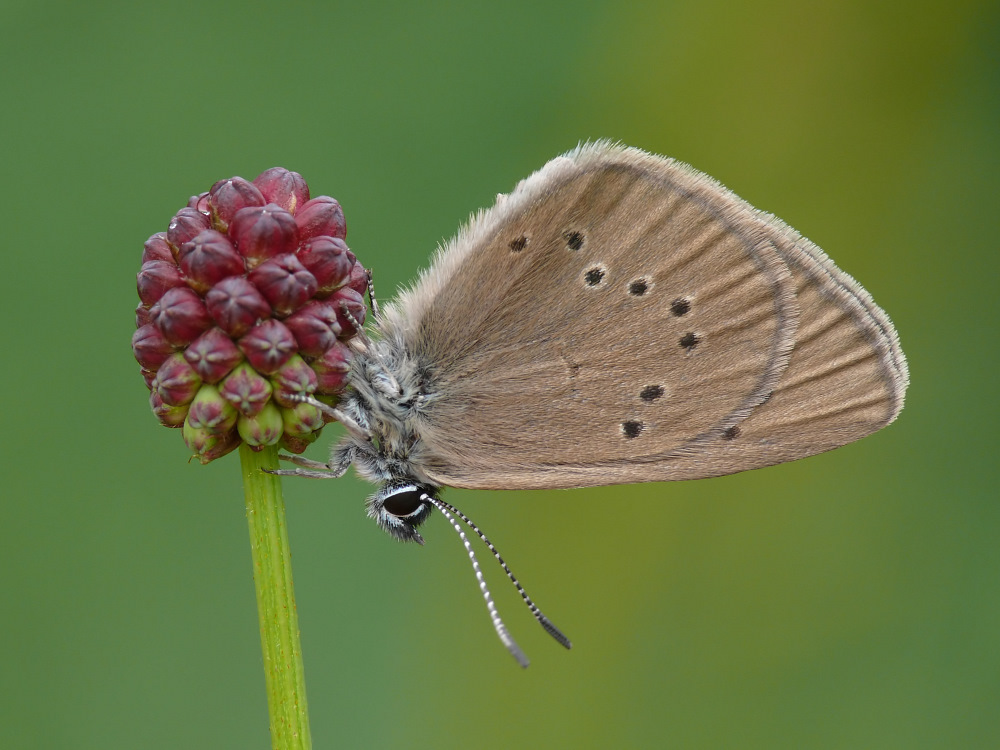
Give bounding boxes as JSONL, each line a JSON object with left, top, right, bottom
{"left": 133, "top": 168, "right": 365, "bottom": 463}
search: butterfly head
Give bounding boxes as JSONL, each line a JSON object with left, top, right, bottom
{"left": 366, "top": 480, "right": 437, "bottom": 544}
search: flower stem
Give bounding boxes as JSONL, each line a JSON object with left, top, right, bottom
{"left": 240, "top": 443, "right": 312, "bottom": 750}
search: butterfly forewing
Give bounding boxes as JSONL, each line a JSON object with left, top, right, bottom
{"left": 388, "top": 145, "right": 816, "bottom": 489}
{"left": 376, "top": 143, "right": 907, "bottom": 489}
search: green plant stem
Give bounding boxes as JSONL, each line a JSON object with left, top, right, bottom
{"left": 240, "top": 443, "right": 312, "bottom": 750}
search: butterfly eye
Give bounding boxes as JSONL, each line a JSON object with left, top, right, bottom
{"left": 383, "top": 488, "right": 427, "bottom": 518}
{"left": 367, "top": 483, "right": 435, "bottom": 543}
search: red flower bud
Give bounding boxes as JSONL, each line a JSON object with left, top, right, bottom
{"left": 208, "top": 177, "right": 265, "bottom": 230}
{"left": 186, "top": 384, "right": 239, "bottom": 434}
{"left": 280, "top": 401, "right": 324, "bottom": 437}
{"left": 132, "top": 324, "right": 176, "bottom": 370}
{"left": 238, "top": 319, "right": 297, "bottom": 374}
{"left": 296, "top": 236, "right": 353, "bottom": 293}
{"left": 177, "top": 229, "right": 245, "bottom": 293}
{"left": 295, "top": 196, "right": 346, "bottom": 241}
{"left": 279, "top": 431, "right": 319, "bottom": 454}
{"left": 248, "top": 254, "right": 318, "bottom": 317}
{"left": 150, "top": 391, "right": 189, "bottom": 427}
{"left": 284, "top": 301, "right": 341, "bottom": 357}
{"left": 184, "top": 327, "right": 244, "bottom": 383}
{"left": 328, "top": 286, "right": 367, "bottom": 338}
{"left": 237, "top": 402, "right": 284, "bottom": 447}
{"left": 312, "top": 341, "right": 353, "bottom": 394}
{"left": 254, "top": 168, "right": 310, "bottom": 214}
{"left": 205, "top": 276, "right": 270, "bottom": 337}
{"left": 187, "top": 192, "right": 211, "bottom": 213}
{"left": 270, "top": 354, "right": 319, "bottom": 408}
{"left": 229, "top": 204, "right": 299, "bottom": 264}
{"left": 155, "top": 352, "right": 202, "bottom": 406}
{"left": 183, "top": 421, "right": 240, "bottom": 464}
{"left": 346, "top": 260, "right": 369, "bottom": 294}
{"left": 150, "top": 286, "right": 212, "bottom": 346}
{"left": 137, "top": 260, "right": 184, "bottom": 306}
{"left": 167, "top": 207, "right": 211, "bottom": 249}
{"left": 219, "top": 362, "right": 273, "bottom": 417}
{"left": 142, "top": 232, "right": 175, "bottom": 263}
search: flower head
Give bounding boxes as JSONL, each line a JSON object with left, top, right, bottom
{"left": 133, "top": 168, "right": 364, "bottom": 463}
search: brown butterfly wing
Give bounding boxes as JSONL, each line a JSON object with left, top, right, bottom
{"left": 657, "top": 218, "right": 908, "bottom": 479}
{"left": 380, "top": 143, "right": 906, "bottom": 489}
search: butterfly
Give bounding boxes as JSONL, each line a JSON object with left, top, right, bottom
{"left": 269, "top": 142, "right": 908, "bottom": 666}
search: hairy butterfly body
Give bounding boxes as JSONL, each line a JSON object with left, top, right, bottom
{"left": 272, "top": 141, "right": 908, "bottom": 666}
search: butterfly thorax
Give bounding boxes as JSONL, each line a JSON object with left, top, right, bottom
{"left": 337, "top": 336, "right": 438, "bottom": 486}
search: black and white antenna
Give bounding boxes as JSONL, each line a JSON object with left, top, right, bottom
{"left": 424, "top": 494, "right": 572, "bottom": 667}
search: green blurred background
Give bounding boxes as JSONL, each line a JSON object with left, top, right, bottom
{"left": 2, "top": 1, "right": 996, "bottom": 747}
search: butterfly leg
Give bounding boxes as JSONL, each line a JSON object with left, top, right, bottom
{"left": 265, "top": 467, "right": 340, "bottom": 479}
{"left": 339, "top": 297, "right": 372, "bottom": 347}
{"left": 278, "top": 454, "right": 337, "bottom": 469}
{"left": 283, "top": 394, "right": 372, "bottom": 445}
{"left": 264, "top": 448, "right": 353, "bottom": 479}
